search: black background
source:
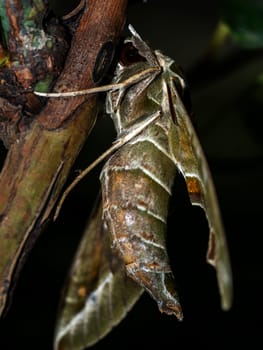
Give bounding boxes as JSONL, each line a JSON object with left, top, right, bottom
{"left": 0, "top": 1, "right": 263, "bottom": 349}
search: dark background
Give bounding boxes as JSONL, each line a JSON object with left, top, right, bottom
{"left": 0, "top": 0, "right": 263, "bottom": 349}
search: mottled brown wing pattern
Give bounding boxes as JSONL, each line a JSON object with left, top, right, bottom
{"left": 54, "top": 198, "right": 143, "bottom": 350}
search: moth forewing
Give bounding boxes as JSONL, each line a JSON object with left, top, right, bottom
{"left": 164, "top": 61, "right": 233, "bottom": 310}
{"left": 54, "top": 198, "right": 143, "bottom": 350}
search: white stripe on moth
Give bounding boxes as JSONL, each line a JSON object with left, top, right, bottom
{"left": 129, "top": 135, "right": 175, "bottom": 163}
{"left": 116, "top": 234, "right": 166, "bottom": 251}
{"left": 104, "top": 164, "right": 172, "bottom": 195}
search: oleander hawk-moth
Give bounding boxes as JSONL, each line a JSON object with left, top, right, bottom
{"left": 36, "top": 25, "right": 233, "bottom": 350}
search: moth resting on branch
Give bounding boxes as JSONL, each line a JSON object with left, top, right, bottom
{"left": 35, "top": 25, "right": 233, "bottom": 350}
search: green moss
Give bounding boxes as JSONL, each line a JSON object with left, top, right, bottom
{"left": 0, "top": 54, "right": 9, "bottom": 67}
{"left": 0, "top": 4, "right": 10, "bottom": 45}
{"left": 46, "top": 39, "right": 53, "bottom": 49}
{"left": 34, "top": 76, "right": 54, "bottom": 92}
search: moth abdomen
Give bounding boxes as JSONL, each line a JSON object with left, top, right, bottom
{"left": 100, "top": 136, "right": 183, "bottom": 319}
{"left": 102, "top": 202, "right": 183, "bottom": 320}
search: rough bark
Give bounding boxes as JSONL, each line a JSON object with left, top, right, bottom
{"left": 0, "top": 0, "right": 128, "bottom": 318}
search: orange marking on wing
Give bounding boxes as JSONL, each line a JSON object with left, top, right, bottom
{"left": 186, "top": 176, "right": 201, "bottom": 195}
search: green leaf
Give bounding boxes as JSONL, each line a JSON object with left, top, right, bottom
{"left": 221, "top": 0, "right": 263, "bottom": 48}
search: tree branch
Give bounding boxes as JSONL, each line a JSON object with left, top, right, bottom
{"left": 0, "top": 0, "right": 128, "bottom": 318}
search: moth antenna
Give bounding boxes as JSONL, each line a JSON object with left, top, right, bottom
{"left": 34, "top": 67, "right": 159, "bottom": 98}
{"left": 34, "top": 83, "right": 120, "bottom": 98}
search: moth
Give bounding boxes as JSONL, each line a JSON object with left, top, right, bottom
{"left": 35, "top": 25, "right": 233, "bottom": 350}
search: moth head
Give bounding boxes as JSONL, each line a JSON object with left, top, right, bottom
{"left": 170, "top": 63, "right": 192, "bottom": 117}
{"left": 114, "top": 24, "right": 159, "bottom": 73}
{"left": 119, "top": 41, "right": 146, "bottom": 66}
{"left": 156, "top": 50, "right": 192, "bottom": 117}
{"left": 127, "top": 24, "right": 159, "bottom": 67}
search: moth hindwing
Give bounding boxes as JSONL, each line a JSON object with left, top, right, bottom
{"left": 54, "top": 197, "right": 143, "bottom": 350}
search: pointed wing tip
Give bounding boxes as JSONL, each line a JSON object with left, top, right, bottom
{"left": 207, "top": 247, "right": 233, "bottom": 312}
{"left": 221, "top": 296, "right": 233, "bottom": 312}
{"left": 219, "top": 273, "right": 234, "bottom": 312}
{"left": 158, "top": 298, "right": 184, "bottom": 321}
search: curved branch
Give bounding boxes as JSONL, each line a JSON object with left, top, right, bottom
{"left": 0, "top": 0, "right": 128, "bottom": 318}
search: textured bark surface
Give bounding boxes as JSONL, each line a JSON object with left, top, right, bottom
{"left": 0, "top": 0, "right": 128, "bottom": 318}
